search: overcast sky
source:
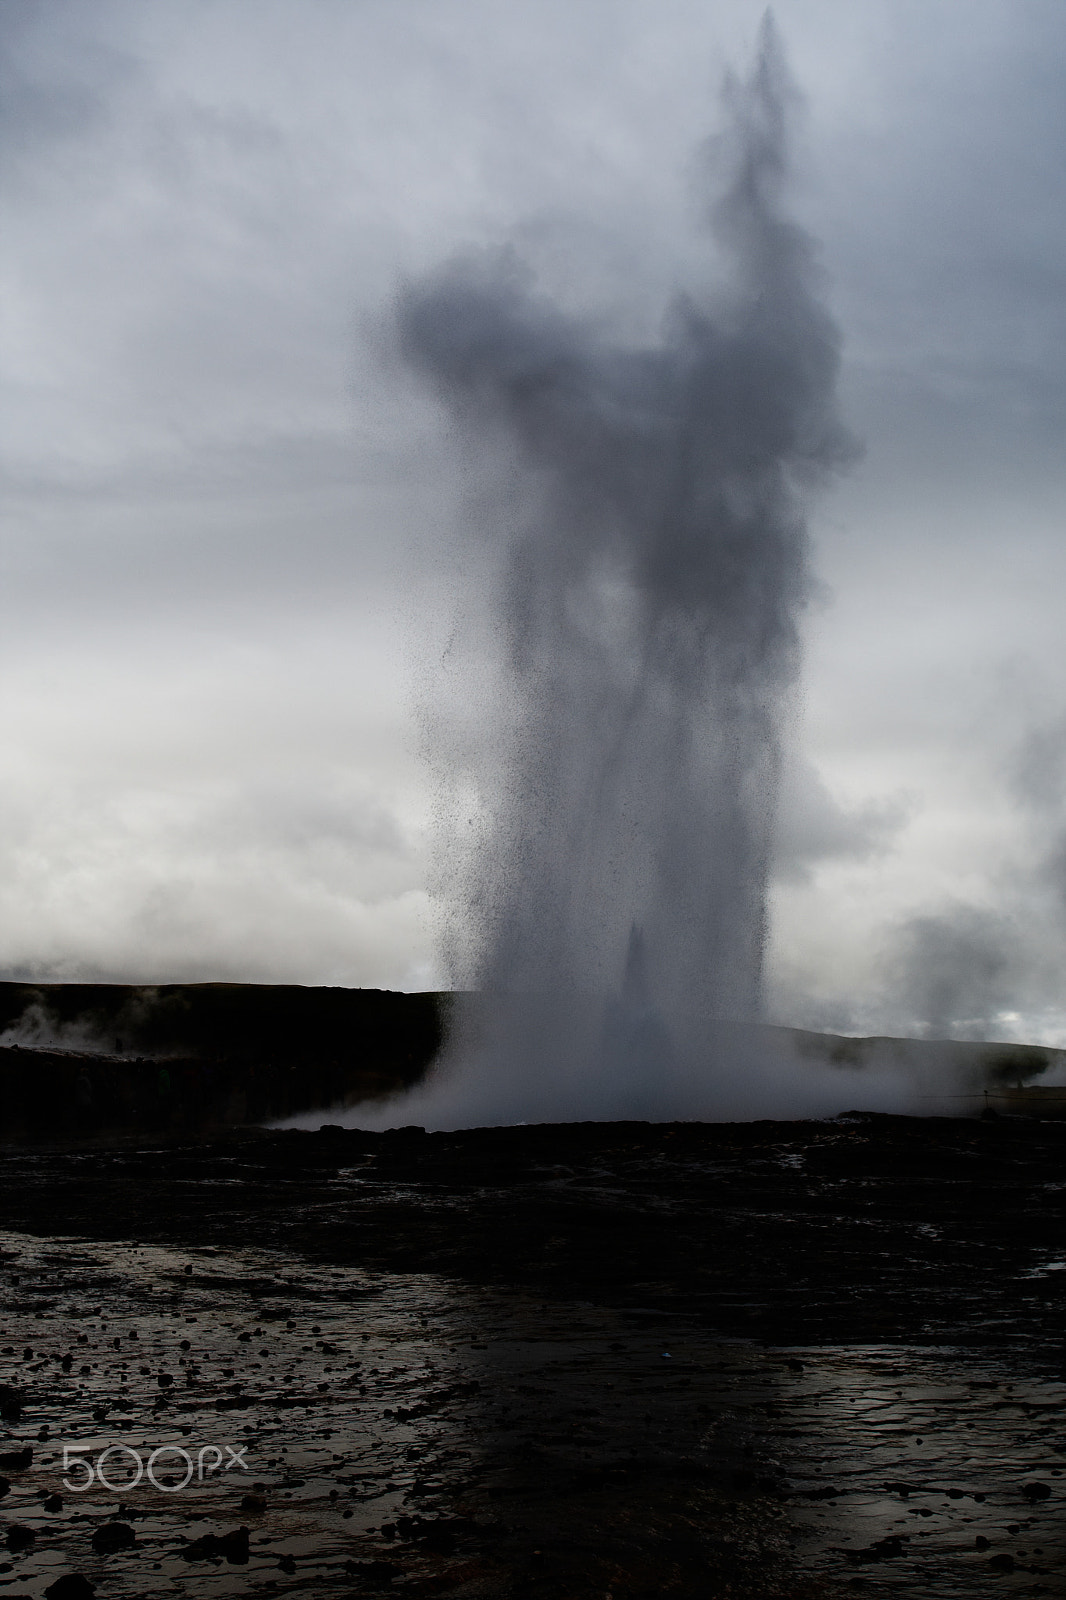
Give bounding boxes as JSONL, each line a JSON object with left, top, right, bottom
{"left": 3, "top": 0, "right": 1066, "bottom": 1043}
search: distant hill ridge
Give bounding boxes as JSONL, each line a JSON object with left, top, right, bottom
{"left": 0, "top": 980, "right": 445, "bottom": 1067}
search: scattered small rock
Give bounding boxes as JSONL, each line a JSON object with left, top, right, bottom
{"left": 0, "top": 1448, "right": 30, "bottom": 1472}
{"left": 1022, "top": 1481, "right": 1051, "bottom": 1502}
{"left": 5, "top": 1525, "right": 35, "bottom": 1552}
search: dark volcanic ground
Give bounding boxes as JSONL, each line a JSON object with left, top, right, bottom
{"left": 0, "top": 1112, "right": 1062, "bottom": 1598}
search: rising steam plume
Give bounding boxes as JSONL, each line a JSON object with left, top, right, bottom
{"left": 385, "top": 21, "right": 860, "bottom": 1125}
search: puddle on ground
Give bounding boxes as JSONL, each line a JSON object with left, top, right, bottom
{"left": 0, "top": 1230, "right": 1062, "bottom": 1596}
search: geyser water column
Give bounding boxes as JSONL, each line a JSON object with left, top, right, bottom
{"left": 398, "top": 22, "right": 856, "bottom": 1125}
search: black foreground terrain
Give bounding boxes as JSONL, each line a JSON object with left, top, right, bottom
{"left": 0, "top": 1112, "right": 1062, "bottom": 1598}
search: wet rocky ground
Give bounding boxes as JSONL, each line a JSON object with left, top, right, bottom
{"left": 0, "top": 1111, "right": 1062, "bottom": 1598}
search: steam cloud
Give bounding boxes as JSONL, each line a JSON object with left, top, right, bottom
{"left": 373, "top": 21, "right": 879, "bottom": 1126}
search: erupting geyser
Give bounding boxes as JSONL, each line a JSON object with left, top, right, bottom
{"left": 383, "top": 22, "right": 860, "bottom": 1127}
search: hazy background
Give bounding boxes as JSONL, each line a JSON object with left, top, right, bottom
{"left": 3, "top": 0, "right": 1066, "bottom": 1044}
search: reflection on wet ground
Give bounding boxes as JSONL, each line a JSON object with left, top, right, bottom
{"left": 0, "top": 1115, "right": 1062, "bottom": 1596}
{"left": 779, "top": 1349, "right": 1065, "bottom": 1595}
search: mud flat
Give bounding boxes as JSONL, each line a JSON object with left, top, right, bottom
{"left": 0, "top": 1112, "right": 1062, "bottom": 1597}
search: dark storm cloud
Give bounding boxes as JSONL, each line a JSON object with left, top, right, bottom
{"left": 821, "top": 2, "right": 1066, "bottom": 498}
{"left": 0, "top": 2, "right": 115, "bottom": 184}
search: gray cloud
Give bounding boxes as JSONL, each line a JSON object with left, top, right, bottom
{"left": 890, "top": 908, "right": 1020, "bottom": 1042}
{"left": 0, "top": 2, "right": 120, "bottom": 189}
{"left": 772, "top": 756, "right": 906, "bottom": 884}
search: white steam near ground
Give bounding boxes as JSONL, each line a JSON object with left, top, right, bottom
{"left": 396, "top": 25, "right": 851, "bottom": 1125}
{"left": 0, "top": 1000, "right": 111, "bottom": 1056}
{"left": 340, "top": 1018, "right": 959, "bottom": 1131}
{"left": 308, "top": 24, "right": 1060, "bottom": 1131}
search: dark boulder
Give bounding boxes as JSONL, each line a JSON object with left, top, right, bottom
{"left": 181, "top": 1525, "right": 249, "bottom": 1564}
{"left": 91, "top": 1522, "right": 137, "bottom": 1556}
{"left": 44, "top": 1578, "right": 96, "bottom": 1600}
